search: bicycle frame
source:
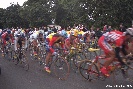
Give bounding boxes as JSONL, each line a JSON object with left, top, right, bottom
{"left": 91, "top": 55, "right": 122, "bottom": 77}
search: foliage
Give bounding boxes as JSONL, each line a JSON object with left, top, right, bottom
{"left": 0, "top": 0, "right": 133, "bottom": 28}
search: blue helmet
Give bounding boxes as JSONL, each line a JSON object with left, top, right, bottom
{"left": 7, "top": 30, "right": 11, "bottom": 34}
{"left": 61, "top": 30, "right": 68, "bottom": 38}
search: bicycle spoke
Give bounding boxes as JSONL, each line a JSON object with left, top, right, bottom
{"left": 79, "top": 60, "right": 100, "bottom": 81}
{"left": 21, "top": 53, "right": 29, "bottom": 71}
{"left": 53, "top": 57, "right": 70, "bottom": 80}
{"left": 124, "top": 66, "right": 133, "bottom": 83}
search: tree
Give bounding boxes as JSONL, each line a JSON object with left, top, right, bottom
{"left": 20, "top": 0, "right": 53, "bottom": 27}
{"left": 1, "top": 0, "right": 133, "bottom": 28}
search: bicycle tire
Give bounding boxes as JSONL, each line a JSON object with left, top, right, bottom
{"left": 21, "top": 53, "right": 29, "bottom": 71}
{"left": 7, "top": 48, "right": 13, "bottom": 61}
{"left": 29, "top": 46, "right": 35, "bottom": 60}
{"left": 124, "top": 58, "right": 133, "bottom": 69}
{"left": 12, "top": 50, "right": 19, "bottom": 65}
{"left": 123, "top": 63, "right": 133, "bottom": 83}
{"left": 3, "top": 42, "right": 12, "bottom": 60}
{"left": 53, "top": 56, "right": 70, "bottom": 80}
{"left": 88, "top": 51, "right": 97, "bottom": 60}
{"left": 73, "top": 53, "right": 83, "bottom": 69}
{"left": 79, "top": 60, "right": 100, "bottom": 81}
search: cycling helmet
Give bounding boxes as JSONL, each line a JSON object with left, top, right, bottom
{"left": 16, "top": 34, "right": 21, "bottom": 37}
{"left": 7, "top": 30, "right": 11, "bottom": 34}
{"left": 70, "top": 29, "right": 78, "bottom": 37}
{"left": 60, "top": 30, "right": 68, "bottom": 38}
{"left": 126, "top": 28, "right": 133, "bottom": 36}
{"left": 3, "top": 29, "right": 7, "bottom": 32}
{"left": 39, "top": 30, "right": 43, "bottom": 34}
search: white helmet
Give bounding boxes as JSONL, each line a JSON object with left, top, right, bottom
{"left": 126, "top": 28, "right": 133, "bottom": 36}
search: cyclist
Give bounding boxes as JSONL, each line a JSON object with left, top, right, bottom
{"left": 1, "top": 30, "right": 13, "bottom": 56}
{"left": 44, "top": 33, "right": 67, "bottom": 73}
{"left": 82, "top": 31, "right": 91, "bottom": 43}
{"left": 37, "top": 31, "right": 44, "bottom": 43}
{"left": 127, "top": 41, "right": 133, "bottom": 54}
{"left": 65, "top": 29, "right": 79, "bottom": 50}
{"left": 29, "top": 28, "right": 40, "bottom": 56}
{"left": 14, "top": 30, "right": 26, "bottom": 51}
{"left": 98, "top": 28, "right": 133, "bottom": 77}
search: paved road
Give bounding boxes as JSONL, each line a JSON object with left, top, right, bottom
{"left": 0, "top": 53, "right": 133, "bottom": 89}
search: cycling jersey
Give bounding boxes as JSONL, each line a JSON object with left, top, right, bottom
{"left": 103, "top": 31, "right": 125, "bottom": 47}
{"left": 46, "top": 33, "right": 56, "bottom": 42}
{"left": 1, "top": 32, "right": 13, "bottom": 45}
{"left": 65, "top": 38, "right": 71, "bottom": 47}
{"left": 98, "top": 31, "right": 125, "bottom": 54}
{"left": 46, "top": 34, "right": 64, "bottom": 53}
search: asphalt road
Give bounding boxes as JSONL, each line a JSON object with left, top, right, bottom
{"left": 0, "top": 52, "right": 133, "bottom": 89}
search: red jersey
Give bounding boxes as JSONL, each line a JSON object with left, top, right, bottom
{"left": 1, "top": 32, "right": 14, "bottom": 45}
{"left": 48, "top": 35, "right": 64, "bottom": 53}
{"left": 1, "top": 32, "right": 13, "bottom": 42}
{"left": 102, "top": 31, "right": 125, "bottom": 47}
{"left": 49, "top": 36, "right": 59, "bottom": 46}
{"left": 65, "top": 38, "right": 71, "bottom": 47}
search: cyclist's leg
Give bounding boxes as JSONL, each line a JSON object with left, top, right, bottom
{"left": 24, "top": 37, "right": 28, "bottom": 49}
{"left": 44, "top": 42, "right": 54, "bottom": 73}
{"left": 2, "top": 39, "right": 6, "bottom": 55}
{"left": 98, "top": 36, "right": 115, "bottom": 76}
{"left": 44, "top": 51, "right": 52, "bottom": 73}
{"left": 14, "top": 37, "right": 18, "bottom": 51}
{"left": 32, "top": 39, "right": 38, "bottom": 55}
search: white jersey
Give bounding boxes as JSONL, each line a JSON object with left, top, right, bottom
{"left": 29, "top": 30, "right": 39, "bottom": 42}
{"left": 31, "top": 30, "right": 39, "bottom": 38}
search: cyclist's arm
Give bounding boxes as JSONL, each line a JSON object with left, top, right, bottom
{"left": 115, "top": 47, "right": 125, "bottom": 65}
{"left": 1, "top": 33, "right": 6, "bottom": 39}
{"left": 121, "top": 44, "right": 128, "bottom": 56}
{"left": 64, "top": 40, "right": 70, "bottom": 50}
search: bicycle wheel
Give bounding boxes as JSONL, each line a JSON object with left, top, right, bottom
{"left": 21, "top": 53, "right": 29, "bottom": 71}
{"left": 38, "top": 46, "right": 46, "bottom": 61}
{"left": 79, "top": 60, "right": 100, "bottom": 81}
{"left": 12, "top": 50, "right": 19, "bottom": 65}
{"left": 3, "top": 43, "right": 12, "bottom": 60}
{"left": 73, "top": 53, "right": 83, "bottom": 69}
{"left": 124, "top": 57, "right": 133, "bottom": 69}
{"left": 29, "top": 47, "right": 35, "bottom": 60}
{"left": 53, "top": 56, "right": 70, "bottom": 80}
{"left": 88, "top": 51, "right": 97, "bottom": 60}
{"left": 7, "top": 48, "right": 12, "bottom": 61}
{"left": 123, "top": 64, "right": 133, "bottom": 83}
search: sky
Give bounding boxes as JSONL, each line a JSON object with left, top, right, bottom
{"left": 0, "top": 0, "right": 28, "bottom": 8}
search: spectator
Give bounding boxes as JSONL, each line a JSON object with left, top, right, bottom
{"left": 103, "top": 25, "right": 108, "bottom": 33}
{"left": 119, "top": 23, "right": 126, "bottom": 32}
{"left": 90, "top": 26, "right": 95, "bottom": 38}
{"left": 67, "top": 26, "right": 71, "bottom": 31}
{"left": 73, "top": 24, "right": 76, "bottom": 29}
{"left": 82, "top": 25, "right": 88, "bottom": 32}
{"left": 43, "top": 26, "right": 48, "bottom": 32}
{"left": 52, "top": 26, "right": 57, "bottom": 33}
{"left": 95, "top": 28, "right": 102, "bottom": 39}
{"left": 79, "top": 24, "right": 83, "bottom": 31}
{"left": 107, "top": 26, "right": 112, "bottom": 32}
{"left": 90, "top": 26, "right": 95, "bottom": 34}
